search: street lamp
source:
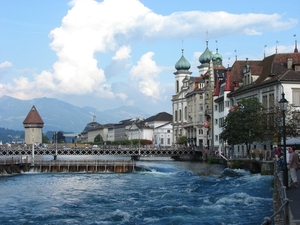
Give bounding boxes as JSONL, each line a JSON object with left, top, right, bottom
{"left": 279, "top": 92, "right": 288, "bottom": 188}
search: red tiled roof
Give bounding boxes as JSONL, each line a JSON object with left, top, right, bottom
{"left": 23, "top": 105, "right": 44, "bottom": 125}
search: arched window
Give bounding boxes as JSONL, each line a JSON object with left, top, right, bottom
{"left": 176, "top": 80, "right": 179, "bottom": 93}
{"left": 179, "top": 109, "right": 182, "bottom": 120}
{"left": 175, "top": 110, "right": 178, "bottom": 121}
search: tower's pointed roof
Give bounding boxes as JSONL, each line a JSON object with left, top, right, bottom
{"left": 175, "top": 48, "right": 191, "bottom": 71}
{"left": 213, "top": 77, "right": 220, "bottom": 96}
{"left": 294, "top": 40, "right": 298, "bottom": 53}
{"left": 224, "top": 70, "right": 233, "bottom": 92}
{"left": 23, "top": 105, "right": 44, "bottom": 125}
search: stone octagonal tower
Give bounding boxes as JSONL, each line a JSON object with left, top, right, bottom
{"left": 23, "top": 105, "right": 44, "bottom": 145}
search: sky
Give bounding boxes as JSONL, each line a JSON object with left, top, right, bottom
{"left": 0, "top": 0, "right": 299, "bottom": 116}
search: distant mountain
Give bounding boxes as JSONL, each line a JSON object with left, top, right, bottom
{"left": 0, "top": 95, "right": 150, "bottom": 132}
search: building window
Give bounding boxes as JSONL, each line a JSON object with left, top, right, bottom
{"left": 215, "top": 119, "right": 218, "bottom": 125}
{"left": 200, "top": 94, "right": 203, "bottom": 99}
{"left": 219, "top": 117, "right": 224, "bottom": 128}
{"left": 167, "top": 138, "right": 170, "bottom": 144}
{"left": 160, "top": 138, "right": 164, "bottom": 144}
{"left": 176, "top": 80, "right": 179, "bottom": 93}
{"left": 215, "top": 105, "right": 217, "bottom": 111}
{"left": 262, "top": 95, "right": 268, "bottom": 109}
{"left": 269, "top": 94, "right": 274, "bottom": 108}
{"left": 167, "top": 130, "right": 170, "bottom": 133}
{"left": 179, "top": 109, "right": 182, "bottom": 120}
{"left": 225, "top": 101, "right": 229, "bottom": 107}
{"left": 200, "top": 104, "right": 203, "bottom": 111}
{"left": 199, "top": 115, "right": 203, "bottom": 123}
{"left": 292, "top": 88, "right": 300, "bottom": 106}
{"left": 215, "top": 135, "right": 218, "bottom": 141}
{"left": 175, "top": 110, "right": 178, "bottom": 121}
{"left": 184, "top": 106, "right": 187, "bottom": 120}
{"left": 199, "top": 129, "right": 203, "bottom": 135}
{"left": 219, "top": 103, "right": 224, "bottom": 112}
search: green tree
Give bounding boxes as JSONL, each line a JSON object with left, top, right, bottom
{"left": 266, "top": 104, "right": 300, "bottom": 144}
{"left": 176, "top": 136, "right": 187, "bottom": 145}
{"left": 42, "top": 134, "right": 50, "bottom": 143}
{"left": 220, "top": 97, "right": 267, "bottom": 156}
{"left": 94, "top": 134, "right": 103, "bottom": 142}
{"left": 53, "top": 131, "right": 65, "bottom": 143}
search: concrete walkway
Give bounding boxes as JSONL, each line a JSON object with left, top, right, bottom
{"left": 287, "top": 169, "right": 300, "bottom": 224}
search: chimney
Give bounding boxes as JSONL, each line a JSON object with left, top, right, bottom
{"left": 287, "top": 58, "right": 293, "bottom": 70}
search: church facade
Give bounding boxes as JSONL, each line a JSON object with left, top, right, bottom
{"left": 172, "top": 39, "right": 300, "bottom": 156}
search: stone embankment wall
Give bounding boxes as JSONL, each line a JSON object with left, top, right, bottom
{"left": 227, "top": 159, "right": 274, "bottom": 175}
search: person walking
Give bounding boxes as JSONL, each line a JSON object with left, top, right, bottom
{"left": 288, "top": 147, "right": 299, "bottom": 188}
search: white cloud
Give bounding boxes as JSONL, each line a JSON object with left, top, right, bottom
{"left": 116, "top": 92, "right": 128, "bottom": 100}
{"left": 112, "top": 45, "right": 131, "bottom": 61}
{"left": 130, "top": 52, "right": 162, "bottom": 100}
{"left": 0, "top": 0, "right": 297, "bottom": 107}
{"left": 0, "top": 61, "right": 12, "bottom": 68}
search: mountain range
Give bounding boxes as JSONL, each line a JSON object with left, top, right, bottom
{"left": 0, "top": 95, "right": 151, "bottom": 132}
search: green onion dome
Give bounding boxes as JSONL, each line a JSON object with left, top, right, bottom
{"left": 175, "top": 48, "right": 191, "bottom": 71}
{"left": 212, "top": 48, "right": 222, "bottom": 61}
{"left": 199, "top": 40, "right": 212, "bottom": 65}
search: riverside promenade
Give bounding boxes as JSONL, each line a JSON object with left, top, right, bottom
{"left": 287, "top": 169, "right": 300, "bottom": 225}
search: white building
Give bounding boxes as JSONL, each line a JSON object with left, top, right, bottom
{"left": 214, "top": 42, "right": 300, "bottom": 157}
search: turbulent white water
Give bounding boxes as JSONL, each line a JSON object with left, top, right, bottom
{"left": 0, "top": 158, "right": 273, "bottom": 225}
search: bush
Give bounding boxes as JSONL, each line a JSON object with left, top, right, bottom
{"left": 207, "top": 157, "right": 219, "bottom": 164}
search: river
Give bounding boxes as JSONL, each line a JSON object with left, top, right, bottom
{"left": 0, "top": 156, "right": 273, "bottom": 225}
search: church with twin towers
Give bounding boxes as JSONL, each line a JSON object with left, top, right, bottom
{"left": 172, "top": 38, "right": 300, "bottom": 156}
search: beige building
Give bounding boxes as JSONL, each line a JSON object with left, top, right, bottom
{"left": 172, "top": 41, "right": 226, "bottom": 151}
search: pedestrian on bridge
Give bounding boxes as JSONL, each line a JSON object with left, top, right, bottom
{"left": 288, "top": 147, "right": 299, "bottom": 188}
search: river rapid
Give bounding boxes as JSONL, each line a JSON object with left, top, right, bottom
{"left": 0, "top": 157, "right": 273, "bottom": 225}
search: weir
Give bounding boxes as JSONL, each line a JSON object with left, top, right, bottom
{"left": 0, "top": 159, "right": 136, "bottom": 174}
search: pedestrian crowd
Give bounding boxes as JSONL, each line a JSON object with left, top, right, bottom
{"left": 276, "top": 146, "right": 300, "bottom": 188}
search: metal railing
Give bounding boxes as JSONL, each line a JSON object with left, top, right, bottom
{"left": 33, "top": 159, "right": 136, "bottom": 166}
{"left": 261, "top": 161, "right": 290, "bottom": 225}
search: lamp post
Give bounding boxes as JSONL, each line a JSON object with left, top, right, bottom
{"left": 279, "top": 92, "right": 288, "bottom": 189}
{"left": 53, "top": 132, "right": 58, "bottom": 160}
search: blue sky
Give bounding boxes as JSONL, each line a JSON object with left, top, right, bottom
{"left": 0, "top": 0, "right": 299, "bottom": 116}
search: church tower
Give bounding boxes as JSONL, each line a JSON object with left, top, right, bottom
{"left": 198, "top": 40, "right": 212, "bottom": 76}
{"left": 23, "top": 105, "right": 44, "bottom": 145}
{"left": 174, "top": 48, "right": 192, "bottom": 94}
{"left": 172, "top": 48, "right": 192, "bottom": 145}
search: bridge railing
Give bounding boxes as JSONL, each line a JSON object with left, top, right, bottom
{"left": 33, "top": 159, "right": 136, "bottom": 166}
{"left": 261, "top": 161, "right": 289, "bottom": 225}
{"left": 0, "top": 146, "right": 201, "bottom": 156}
{"left": 0, "top": 145, "right": 194, "bottom": 151}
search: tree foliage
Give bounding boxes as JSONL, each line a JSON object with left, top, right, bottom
{"left": 52, "top": 131, "right": 65, "bottom": 143}
{"left": 266, "top": 104, "right": 300, "bottom": 142}
{"left": 220, "top": 98, "right": 266, "bottom": 154}
{"left": 176, "top": 136, "right": 187, "bottom": 145}
{"left": 42, "top": 134, "right": 50, "bottom": 143}
{"left": 94, "top": 134, "right": 103, "bottom": 142}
